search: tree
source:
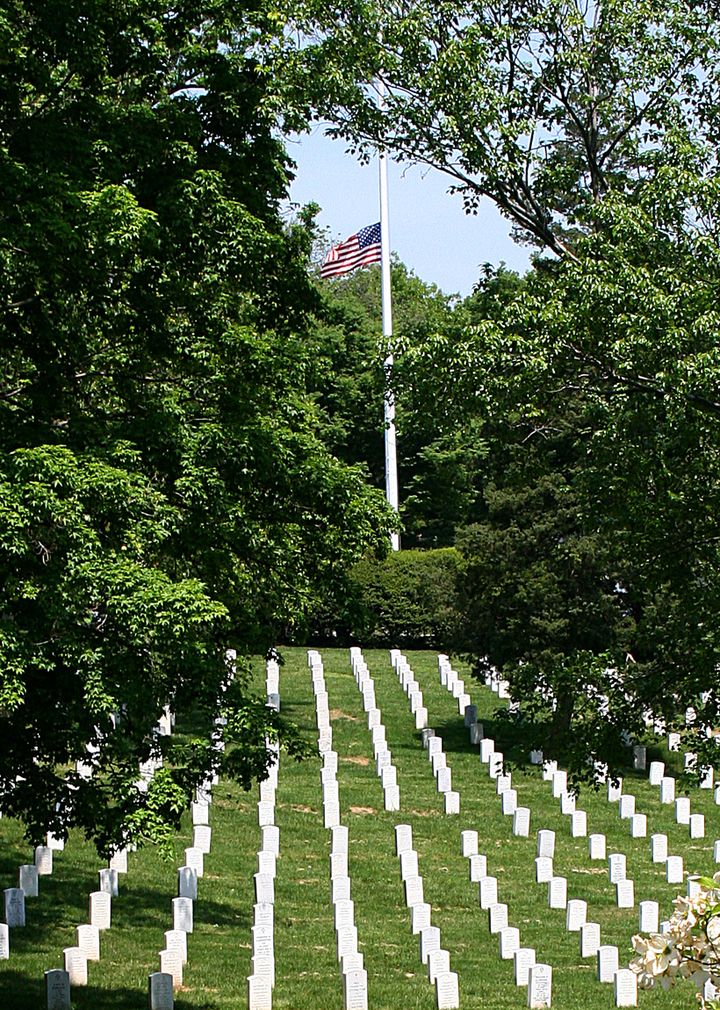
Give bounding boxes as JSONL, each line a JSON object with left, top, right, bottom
{"left": 400, "top": 173, "right": 720, "bottom": 782}
{"left": 275, "top": 1, "right": 720, "bottom": 256}
{"left": 0, "top": 1, "right": 391, "bottom": 853}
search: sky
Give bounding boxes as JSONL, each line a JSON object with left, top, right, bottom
{"left": 285, "top": 124, "right": 532, "bottom": 298}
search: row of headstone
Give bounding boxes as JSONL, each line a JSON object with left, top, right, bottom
{"left": 388, "top": 649, "right": 429, "bottom": 732}
{"left": 351, "top": 649, "right": 400, "bottom": 811}
{"left": 388, "top": 654, "right": 461, "bottom": 816}
{"left": 311, "top": 652, "right": 368, "bottom": 1010}
{"left": 247, "top": 657, "right": 282, "bottom": 1010}
{"left": 394, "top": 823, "right": 460, "bottom": 1009}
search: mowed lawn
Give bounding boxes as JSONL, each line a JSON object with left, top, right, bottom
{"left": 0, "top": 647, "right": 713, "bottom": 1009}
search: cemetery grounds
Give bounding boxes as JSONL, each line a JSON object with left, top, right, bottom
{"left": 0, "top": 647, "right": 711, "bottom": 1009}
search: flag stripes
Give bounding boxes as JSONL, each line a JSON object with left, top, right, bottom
{"left": 320, "top": 222, "right": 382, "bottom": 279}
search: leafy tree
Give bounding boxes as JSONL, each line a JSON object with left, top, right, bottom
{"left": 0, "top": 1, "right": 391, "bottom": 853}
{"left": 400, "top": 170, "right": 720, "bottom": 782}
{"left": 275, "top": 1, "right": 719, "bottom": 256}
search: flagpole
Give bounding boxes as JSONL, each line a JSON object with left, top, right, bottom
{"left": 378, "top": 79, "right": 400, "bottom": 551}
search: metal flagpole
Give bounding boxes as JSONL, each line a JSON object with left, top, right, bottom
{"left": 378, "top": 79, "right": 400, "bottom": 551}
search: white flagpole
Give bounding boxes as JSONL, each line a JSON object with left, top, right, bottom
{"left": 378, "top": 79, "right": 400, "bottom": 551}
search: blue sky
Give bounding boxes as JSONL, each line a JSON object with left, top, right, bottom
{"left": 285, "top": 124, "right": 532, "bottom": 297}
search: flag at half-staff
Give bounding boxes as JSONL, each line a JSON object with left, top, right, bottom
{"left": 320, "top": 222, "right": 382, "bottom": 278}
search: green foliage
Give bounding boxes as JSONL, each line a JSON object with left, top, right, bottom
{"left": 274, "top": 0, "right": 720, "bottom": 257}
{"left": 349, "top": 548, "right": 460, "bottom": 647}
{"left": 0, "top": 1, "right": 391, "bottom": 853}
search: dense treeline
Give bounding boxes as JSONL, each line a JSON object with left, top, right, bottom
{"left": 0, "top": 1, "right": 391, "bottom": 853}
{"left": 4, "top": 0, "right": 720, "bottom": 855}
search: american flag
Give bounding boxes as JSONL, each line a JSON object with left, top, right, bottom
{"left": 320, "top": 222, "right": 382, "bottom": 279}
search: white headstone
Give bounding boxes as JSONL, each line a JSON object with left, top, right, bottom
{"left": 666, "top": 855, "right": 684, "bottom": 884}
{"left": 502, "top": 790, "right": 518, "bottom": 816}
{"left": 566, "top": 899, "right": 587, "bottom": 931}
{"left": 76, "top": 923, "right": 100, "bottom": 961}
{"left": 247, "top": 974, "right": 272, "bottom": 1010}
{"left": 560, "top": 792, "right": 576, "bottom": 815}
{"left": 404, "top": 876, "right": 424, "bottom": 907}
{"left": 254, "top": 873, "right": 274, "bottom": 905}
{"left": 420, "top": 925, "right": 442, "bottom": 964}
{"left": 400, "top": 850, "right": 419, "bottom": 881}
{"left": 395, "top": 824, "right": 413, "bottom": 855}
{"left": 444, "top": 791, "right": 460, "bottom": 815}
{"left": 63, "top": 946, "right": 87, "bottom": 986}
{"left": 614, "top": 968, "right": 638, "bottom": 1006}
{"left": 630, "top": 813, "right": 647, "bottom": 838}
{"left": 537, "top": 830, "right": 555, "bottom": 859}
{"left": 428, "top": 948, "right": 451, "bottom": 983}
{"left": 177, "top": 866, "right": 198, "bottom": 900}
{"left": 535, "top": 857, "right": 553, "bottom": 884}
{"left": 580, "top": 922, "right": 601, "bottom": 958}
{"left": 343, "top": 968, "right": 368, "bottom": 1010}
{"left": 513, "top": 807, "right": 530, "bottom": 836}
{"left": 257, "top": 850, "right": 276, "bottom": 877}
{"left": 184, "top": 846, "right": 204, "bottom": 878}
{"left": 588, "top": 833, "right": 606, "bottom": 860}
{"left": 675, "top": 797, "right": 691, "bottom": 824}
{"left": 435, "top": 971, "right": 460, "bottom": 1009}
{"left": 548, "top": 876, "right": 567, "bottom": 909}
{"left": 193, "top": 824, "right": 212, "bottom": 854}
{"left": 164, "top": 929, "right": 188, "bottom": 965}
{"left": 332, "top": 875, "right": 351, "bottom": 903}
{"left": 648, "top": 760, "right": 665, "bottom": 785}
{"left": 618, "top": 794, "right": 635, "bottom": 819}
{"left": 659, "top": 776, "right": 676, "bottom": 804}
{"left": 570, "top": 811, "right": 587, "bottom": 837}
{"left": 436, "top": 768, "right": 452, "bottom": 793}
{"left": 410, "top": 902, "right": 432, "bottom": 934}
{"left": 527, "top": 963, "right": 552, "bottom": 1008}
{"left": 99, "top": 867, "right": 119, "bottom": 897}
{"left": 499, "top": 926, "right": 520, "bottom": 959}
{"left": 488, "top": 903, "right": 508, "bottom": 934}
{"left": 0, "top": 923, "right": 8, "bottom": 960}
{"left": 19, "top": 864, "right": 38, "bottom": 897}
{"left": 333, "top": 825, "right": 349, "bottom": 854}
{"left": 552, "top": 770, "right": 567, "bottom": 797}
{"left": 608, "top": 853, "right": 626, "bottom": 883}
{"left": 109, "top": 848, "right": 128, "bottom": 874}
{"left": 616, "top": 879, "right": 634, "bottom": 908}
{"left": 337, "top": 924, "right": 358, "bottom": 960}
{"left": 597, "top": 945, "right": 620, "bottom": 983}
{"left": 479, "top": 875, "right": 498, "bottom": 909}
{"left": 159, "top": 948, "right": 182, "bottom": 988}
{"left": 334, "top": 899, "right": 355, "bottom": 930}
{"left": 461, "top": 830, "right": 479, "bottom": 857}
{"left": 172, "top": 896, "right": 193, "bottom": 933}
{"left": 35, "top": 846, "right": 53, "bottom": 875}
{"left": 192, "top": 801, "right": 209, "bottom": 825}
{"left": 607, "top": 779, "right": 622, "bottom": 802}
{"left": 468, "top": 854, "right": 487, "bottom": 882}
{"left": 639, "top": 900, "right": 659, "bottom": 933}
{"left": 650, "top": 834, "right": 668, "bottom": 863}
{"left": 689, "top": 813, "right": 705, "bottom": 839}
{"left": 515, "top": 947, "right": 536, "bottom": 986}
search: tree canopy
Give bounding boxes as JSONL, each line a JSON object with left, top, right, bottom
{"left": 0, "top": 0, "right": 391, "bottom": 853}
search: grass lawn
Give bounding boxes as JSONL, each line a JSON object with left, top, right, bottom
{"left": 0, "top": 647, "right": 713, "bottom": 1009}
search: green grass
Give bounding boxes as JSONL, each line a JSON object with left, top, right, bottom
{"left": 0, "top": 647, "right": 715, "bottom": 1008}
